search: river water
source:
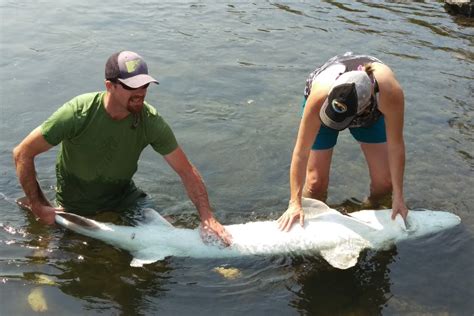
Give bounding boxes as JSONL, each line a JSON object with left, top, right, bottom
{"left": 1, "top": 1, "right": 473, "bottom": 315}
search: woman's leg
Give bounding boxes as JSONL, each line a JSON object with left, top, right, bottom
{"left": 303, "top": 148, "right": 334, "bottom": 201}
{"left": 360, "top": 142, "right": 392, "bottom": 207}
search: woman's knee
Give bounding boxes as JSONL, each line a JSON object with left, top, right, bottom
{"left": 370, "top": 177, "right": 392, "bottom": 196}
{"left": 304, "top": 173, "right": 329, "bottom": 200}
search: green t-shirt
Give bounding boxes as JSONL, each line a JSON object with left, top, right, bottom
{"left": 41, "top": 92, "right": 178, "bottom": 214}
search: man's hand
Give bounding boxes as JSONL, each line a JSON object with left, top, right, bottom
{"left": 201, "top": 217, "right": 233, "bottom": 247}
{"left": 164, "top": 147, "right": 232, "bottom": 247}
{"left": 16, "top": 196, "right": 62, "bottom": 225}
{"left": 391, "top": 197, "right": 408, "bottom": 223}
{"left": 31, "top": 204, "right": 63, "bottom": 225}
{"left": 277, "top": 201, "right": 305, "bottom": 232}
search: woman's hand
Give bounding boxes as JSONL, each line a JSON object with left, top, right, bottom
{"left": 277, "top": 202, "right": 305, "bottom": 232}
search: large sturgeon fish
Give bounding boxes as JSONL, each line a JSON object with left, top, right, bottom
{"left": 52, "top": 198, "right": 461, "bottom": 269}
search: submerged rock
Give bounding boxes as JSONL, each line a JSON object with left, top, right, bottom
{"left": 27, "top": 287, "right": 48, "bottom": 312}
{"left": 213, "top": 266, "right": 242, "bottom": 279}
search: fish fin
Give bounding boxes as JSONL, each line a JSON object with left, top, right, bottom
{"left": 302, "top": 197, "right": 334, "bottom": 219}
{"left": 142, "top": 208, "right": 174, "bottom": 228}
{"left": 130, "top": 258, "right": 158, "bottom": 267}
{"left": 130, "top": 250, "right": 167, "bottom": 267}
{"left": 320, "top": 239, "right": 367, "bottom": 269}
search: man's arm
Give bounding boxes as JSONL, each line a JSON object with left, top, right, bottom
{"left": 13, "top": 127, "right": 61, "bottom": 224}
{"left": 375, "top": 63, "right": 408, "bottom": 221}
{"left": 163, "top": 146, "right": 232, "bottom": 246}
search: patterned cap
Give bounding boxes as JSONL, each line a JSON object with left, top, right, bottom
{"left": 105, "top": 51, "right": 158, "bottom": 88}
{"left": 319, "top": 71, "right": 372, "bottom": 131}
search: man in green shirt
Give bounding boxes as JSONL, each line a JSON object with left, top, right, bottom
{"left": 13, "top": 51, "right": 232, "bottom": 245}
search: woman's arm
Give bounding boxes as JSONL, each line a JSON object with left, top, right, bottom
{"left": 278, "top": 85, "right": 330, "bottom": 231}
{"left": 373, "top": 63, "right": 408, "bottom": 221}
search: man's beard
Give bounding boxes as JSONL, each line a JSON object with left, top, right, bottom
{"left": 127, "top": 96, "right": 145, "bottom": 114}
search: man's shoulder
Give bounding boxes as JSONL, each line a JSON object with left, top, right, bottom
{"left": 68, "top": 92, "right": 104, "bottom": 109}
{"left": 58, "top": 92, "right": 105, "bottom": 121}
{"left": 142, "top": 102, "right": 165, "bottom": 120}
{"left": 141, "top": 102, "right": 174, "bottom": 133}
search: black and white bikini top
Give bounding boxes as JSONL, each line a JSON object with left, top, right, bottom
{"left": 304, "top": 52, "right": 384, "bottom": 128}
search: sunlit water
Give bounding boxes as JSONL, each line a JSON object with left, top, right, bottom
{"left": 1, "top": 1, "right": 473, "bottom": 315}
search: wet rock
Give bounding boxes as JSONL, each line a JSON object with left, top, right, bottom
{"left": 444, "top": 0, "right": 474, "bottom": 17}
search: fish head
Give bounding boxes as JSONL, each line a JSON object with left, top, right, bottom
{"left": 406, "top": 209, "right": 461, "bottom": 237}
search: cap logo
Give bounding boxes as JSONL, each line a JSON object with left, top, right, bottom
{"left": 331, "top": 99, "right": 347, "bottom": 113}
{"left": 125, "top": 60, "right": 141, "bottom": 73}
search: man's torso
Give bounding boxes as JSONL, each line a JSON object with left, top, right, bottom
{"left": 41, "top": 92, "right": 178, "bottom": 213}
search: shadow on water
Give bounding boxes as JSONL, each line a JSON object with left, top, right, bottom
{"left": 54, "top": 244, "right": 172, "bottom": 315}
{"left": 1, "top": 207, "right": 173, "bottom": 315}
{"left": 288, "top": 249, "right": 397, "bottom": 315}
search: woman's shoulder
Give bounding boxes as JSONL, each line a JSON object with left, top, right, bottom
{"left": 372, "top": 63, "right": 396, "bottom": 80}
{"left": 372, "top": 63, "right": 401, "bottom": 91}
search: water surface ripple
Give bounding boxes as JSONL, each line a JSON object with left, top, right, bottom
{"left": 1, "top": 1, "right": 473, "bottom": 315}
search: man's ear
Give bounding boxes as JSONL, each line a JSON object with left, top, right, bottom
{"left": 105, "top": 80, "right": 115, "bottom": 91}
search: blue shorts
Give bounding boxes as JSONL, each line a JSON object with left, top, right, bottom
{"left": 313, "top": 117, "right": 386, "bottom": 150}
{"left": 301, "top": 98, "right": 387, "bottom": 150}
